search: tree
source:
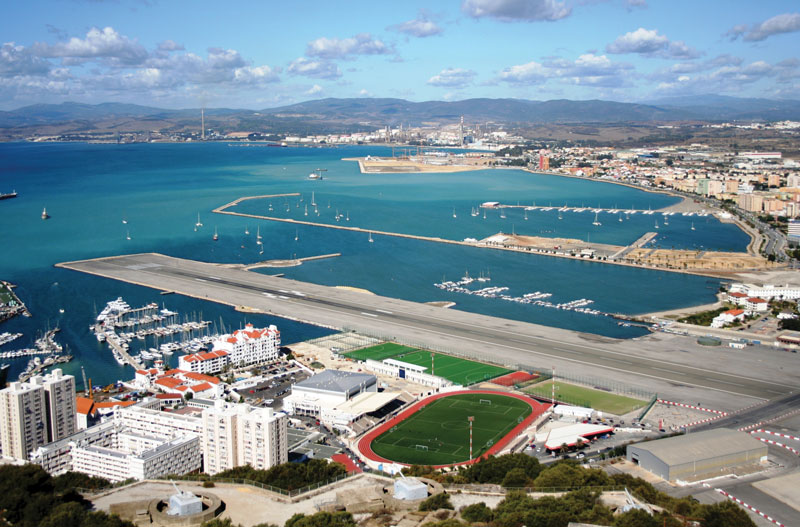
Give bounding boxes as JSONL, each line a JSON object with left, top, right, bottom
{"left": 419, "top": 493, "right": 454, "bottom": 511}
{"left": 285, "top": 512, "right": 356, "bottom": 527}
{"left": 613, "top": 509, "right": 660, "bottom": 527}
{"left": 532, "top": 462, "right": 586, "bottom": 489}
{"left": 699, "top": 500, "right": 756, "bottom": 527}
{"left": 501, "top": 468, "right": 531, "bottom": 488}
{"left": 460, "top": 502, "right": 493, "bottom": 523}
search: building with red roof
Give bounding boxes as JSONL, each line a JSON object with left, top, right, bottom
{"left": 178, "top": 349, "right": 229, "bottom": 375}
{"left": 711, "top": 308, "right": 746, "bottom": 328}
{"left": 745, "top": 297, "right": 769, "bottom": 313}
{"left": 213, "top": 323, "right": 280, "bottom": 368}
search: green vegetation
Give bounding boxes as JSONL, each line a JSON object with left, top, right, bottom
{"left": 285, "top": 512, "right": 356, "bottom": 527}
{"left": 201, "top": 520, "right": 277, "bottom": 527}
{"left": 0, "top": 283, "right": 13, "bottom": 304}
{"left": 522, "top": 380, "right": 646, "bottom": 415}
{"left": 0, "top": 465, "right": 133, "bottom": 527}
{"left": 677, "top": 306, "right": 731, "bottom": 326}
{"left": 212, "top": 459, "right": 346, "bottom": 491}
{"left": 371, "top": 393, "right": 531, "bottom": 465}
{"left": 419, "top": 493, "right": 454, "bottom": 511}
{"left": 344, "top": 343, "right": 512, "bottom": 385}
{"left": 403, "top": 454, "right": 755, "bottom": 527}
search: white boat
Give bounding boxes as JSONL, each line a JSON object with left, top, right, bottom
{"left": 245, "top": 225, "right": 249, "bottom": 235}
{"left": 41, "top": 207, "right": 49, "bottom": 220}
{"left": 558, "top": 210, "right": 563, "bottom": 220}
{"left": 691, "top": 222, "right": 695, "bottom": 231}
{"left": 122, "top": 217, "right": 128, "bottom": 224}
{"left": 592, "top": 212, "right": 601, "bottom": 226}
{"left": 453, "top": 207, "right": 457, "bottom": 219}
{"left": 213, "top": 227, "right": 218, "bottom": 241}
{"left": 346, "top": 211, "right": 350, "bottom": 221}
{"left": 311, "top": 192, "right": 316, "bottom": 206}
{"left": 304, "top": 205, "right": 308, "bottom": 216}
{"left": 524, "top": 210, "right": 528, "bottom": 220}
{"left": 195, "top": 213, "right": 203, "bottom": 228}
{"left": 654, "top": 220, "right": 659, "bottom": 229}
{"left": 126, "top": 230, "right": 131, "bottom": 240}
{"left": 500, "top": 209, "right": 506, "bottom": 219}
{"left": 294, "top": 229, "right": 299, "bottom": 241}
{"left": 268, "top": 203, "right": 273, "bottom": 212}
{"left": 618, "top": 214, "right": 623, "bottom": 222}
{"left": 368, "top": 232, "right": 374, "bottom": 243}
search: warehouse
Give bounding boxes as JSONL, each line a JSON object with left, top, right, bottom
{"left": 626, "top": 428, "right": 767, "bottom": 482}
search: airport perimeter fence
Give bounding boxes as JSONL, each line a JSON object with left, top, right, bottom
{"left": 339, "top": 329, "right": 656, "bottom": 407}
{"left": 445, "top": 483, "right": 627, "bottom": 494}
{"left": 304, "top": 332, "right": 383, "bottom": 354}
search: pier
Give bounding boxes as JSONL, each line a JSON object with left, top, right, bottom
{"left": 212, "top": 194, "right": 768, "bottom": 277}
{"left": 230, "top": 253, "right": 341, "bottom": 270}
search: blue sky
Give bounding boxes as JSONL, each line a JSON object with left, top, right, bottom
{"left": 1, "top": 0, "right": 799, "bottom": 110}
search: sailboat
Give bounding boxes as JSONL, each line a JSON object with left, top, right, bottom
{"left": 304, "top": 205, "right": 308, "bottom": 216}
{"left": 268, "top": 203, "right": 273, "bottom": 212}
{"left": 618, "top": 213, "right": 623, "bottom": 222}
{"left": 346, "top": 211, "right": 350, "bottom": 221}
{"left": 368, "top": 232, "right": 374, "bottom": 243}
{"left": 691, "top": 222, "right": 696, "bottom": 231}
{"left": 294, "top": 229, "right": 299, "bottom": 242}
{"left": 524, "top": 210, "right": 528, "bottom": 220}
{"left": 453, "top": 208, "right": 457, "bottom": 219}
{"left": 592, "top": 212, "right": 602, "bottom": 226}
{"left": 245, "top": 225, "right": 250, "bottom": 235}
{"left": 471, "top": 207, "right": 479, "bottom": 217}
{"left": 126, "top": 230, "right": 131, "bottom": 241}
{"left": 122, "top": 216, "right": 128, "bottom": 224}
{"left": 654, "top": 220, "right": 659, "bottom": 229}
{"left": 500, "top": 209, "right": 506, "bottom": 219}
{"left": 483, "top": 209, "right": 487, "bottom": 219}
{"left": 311, "top": 192, "right": 316, "bottom": 206}
{"left": 213, "top": 227, "right": 219, "bottom": 241}
{"left": 663, "top": 216, "right": 669, "bottom": 226}
{"left": 256, "top": 226, "right": 263, "bottom": 245}
{"left": 195, "top": 213, "right": 203, "bottom": 228}
{"left": 558, "top": 210, "right": 563, "bottom": 220}
{"left": 41, "top": 207, "right": 49, "bottom": 220}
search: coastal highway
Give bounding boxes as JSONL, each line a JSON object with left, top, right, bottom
{"left": 57, "top": 253, "right": 798, "bottom": 404}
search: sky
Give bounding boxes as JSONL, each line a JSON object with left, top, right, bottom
{"left": 1, "top": 0, "right": 799, "bottom": 110}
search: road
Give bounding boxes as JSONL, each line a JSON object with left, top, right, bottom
{"left": 56, "top": 253, "right": 799, "bottom": 406}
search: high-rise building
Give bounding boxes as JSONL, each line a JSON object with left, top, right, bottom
{"left": 182, "top": 324, "right": 280, "bottom": 374}
{"left": 0, "top": 369, "right": 76, "bottom": 460}
{"left": 201, "top": 401, "right": 287, "bottom": 475}
{"left": 0, "top": 381, "right": 46, "bottom": 460}
{"left": 41, "top": 369, "right": 76, "bottom": 442}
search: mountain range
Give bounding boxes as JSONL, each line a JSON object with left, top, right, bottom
{"left": 2, "top": 96, "right": 800, "bottom": 132}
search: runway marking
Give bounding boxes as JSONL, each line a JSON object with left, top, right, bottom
{"left": 705, "top": 378, "right": 739, "bottom": 386}
{"left": 361, "top": 312, "right": 378, "bottom": 317}
{"left": 553, "top": 347, "right": 580, "bottom": 354}
{"left": 194, "top": 278, "right": 206, "bottom": 282}
{"left": 376, "top": 309, "right": 393, "bottom": 314}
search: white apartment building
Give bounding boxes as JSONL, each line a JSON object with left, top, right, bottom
{"left": 201, "top": 401, "right": 288, "bottom": 475}
{"left": 113, "top": 403, "right": 202, "bottom": 438}
{"left": 0, "top": 369, "right": 76, "bottom": 460}
{"left": 178, "top": 349, "right": 229, "bottom": 375}
{"left": 30, "top": 421, "right": 117, "bottom": 476}
{"left": 730, "top": 283, "right": 800, "bottom": 300}
{"left": 72, "top": 433, "right": 201, "bottom": 483}
{"left": 214, "top": 324, "right": 280, "bottom": 369}
{"left": 42, "top": 369, "right": 76, "bottom": 442}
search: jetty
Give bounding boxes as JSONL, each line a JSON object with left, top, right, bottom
{"left": 224, "top": 253, "right": 341, "bottom": 270}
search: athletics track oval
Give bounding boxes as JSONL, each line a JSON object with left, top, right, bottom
{"left": 357, "top": 389, "right": 551, "bottom": 468}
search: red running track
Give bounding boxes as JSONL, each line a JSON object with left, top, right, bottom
{"left": 358, "top": 389, "right": 551, "bottom": 468}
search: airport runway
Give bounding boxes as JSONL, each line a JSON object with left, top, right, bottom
{"left": 57, "top": 253, "right": 798, "bottom": 404}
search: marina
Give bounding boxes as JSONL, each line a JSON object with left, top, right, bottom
{"left": 91, "top": 297, "right": 217, "bottom": 369}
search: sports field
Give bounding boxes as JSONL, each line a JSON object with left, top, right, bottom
{"left": 523, "top": 380, "right": 646, "bottom": 415}
{"left": 369, "top": 393, "right": 532, "bottom": 465}
{"left": 344, "top": 343, "right": 512, "bottom": 386}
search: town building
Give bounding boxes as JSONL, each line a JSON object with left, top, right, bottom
{"left": 178, "top": 324, "right": 280, "bottom": 374}
{"left": 178, "top": 350, "right": 229, "bottom": 375}
{"left": 201, "top": 401, "right": 288, "bottom": 475}
{"left": 283, "top": 370, "right": 377, "bottom": 418}
{"left": 711, "top": 309, "right": 746, "bottom": 328}
{"left": 0, "top": 369, "right": 76, "bottom": 460}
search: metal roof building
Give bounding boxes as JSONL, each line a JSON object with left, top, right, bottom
{"left": 626, "top": 428, "right": 767, "bottom": 482}
{"left": 292, "top": 370, "right": 377, "bottom": 398}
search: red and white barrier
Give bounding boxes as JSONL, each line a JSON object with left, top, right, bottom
{"left": 738, "top": 408, "right": 800, "bottom": 432}
{"left": 657, "top": 399, "right": 727, "bottom": 415}
{"left": 751, "top": 429, "right": 800, "bottom": 442}
{"left": 716, "top": 489, "right": 786, "bottom": 527}
{"left": 679, "top": 414, "right": 725, "bottom": 428}
{"left": 750, "top": 435, "right": 800, "bottom": 455}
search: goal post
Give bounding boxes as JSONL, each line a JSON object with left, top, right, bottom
{"left": 479, "top": 399, "right": 492, "bottom": 405}
{"left": 415, "top": 444, "right": 429, "bottom": 451}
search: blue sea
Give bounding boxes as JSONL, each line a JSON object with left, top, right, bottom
{"left": 0, "top": 142, "right": 747, "bottom": 385}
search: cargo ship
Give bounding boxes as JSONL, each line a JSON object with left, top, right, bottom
{"left": 0, "top": 191, "right": 17, "bottom": 200}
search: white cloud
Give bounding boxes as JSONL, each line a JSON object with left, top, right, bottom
{"left": 728, "top": 13, "right": 800, "bottom": 42}
{"left": 498, "top": 61, "right": 548, "bottom": 83}
{"left": 287, "top": 57, "right": 342, "bottom": 79}
{"left": 0, "top": 43, "right": 51, "bottom": 76}
{"left": 233, "top": 65, "right": 279, "bottom": 85}
{"left": 157, "top": 40, "right": 184, "bottom": 52}
{"left": 389, "top": 10, "right": 443, "bottom": 38}
{"left": 499, "top": 54, "right": 632, "bottom": 88}
{"left": 652, "top": 58, "right": 800, "bottom": 96}
{"left": 306, "top": 84, "right": 323, "bottom": 95}
{"left": 358, "top": 89, "right": 372, "bottom": 97}
{"left": 461, "top": 0, "right": 571, "bottom": 22}
{"left": 606, "top": 28, "right": 699, "bottom": 59}
{"left": 33, "top": 27, "right": 148, "bottom": 66}
{"left": 427, "top": 68, "right": 476, "bottom": 87}
{"left": 306, "top": 33, "right": 391, "bottom": 60}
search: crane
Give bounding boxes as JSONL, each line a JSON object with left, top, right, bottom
{"left": 81, "top": 366, "right": 92, "bottom": 400}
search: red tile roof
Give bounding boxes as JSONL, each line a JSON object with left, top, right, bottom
{"left": 76, "top": 397, "right": 95, "bottom": 416}
{"left": 183, "top": 372, "right": 220, "bottom": 384}
{"left": 94, "top": 401, "right": 136, "bottom": 409}
{"left": 155, "top": 393, "right": 183, "bottom": 400}
{"left": 154, "top": 377, "right": 183, "bottom": 389}
{"left": 183, "top": 350, "right": 228, "bottom": 362}
{"left": 747, "top": 297, "right": 768, "bottom": 303}
{"left": 724, "top": 309, "right": 745, "bottom": 316}
{"left": 190, "top": 382, "right": 213, "bottom": 393}
{"left": 728, "top": 292, "right": 748, "bottom": 298}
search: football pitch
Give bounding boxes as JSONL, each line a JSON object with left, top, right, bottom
{"left": 370, "top": 393, "right": 532, "bottom": 465}
{"left": 344, "top": 343, "right": 513, "bottom": 386}
{"left": 523, "top": 380, "right": 646, "bottom": 415}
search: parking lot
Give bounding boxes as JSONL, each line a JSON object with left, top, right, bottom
{"left": 234, "top": 362, "right": 310, "bottom": 409}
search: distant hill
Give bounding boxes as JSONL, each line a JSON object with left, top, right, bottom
{"left": 2, "top": 96, "right": 800, "bottom": 132}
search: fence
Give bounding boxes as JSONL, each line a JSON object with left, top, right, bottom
{"left": 445, "top": 483, "right": 627, "bottom": 494}
{"left": 304, "top": 332, "right": 383, "bottom": 354}
{"left": 164, "top": 472, "right": 357, "bottom": 498}
{"left": 340, "top": 328, "right": 656, "bottom": 404}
